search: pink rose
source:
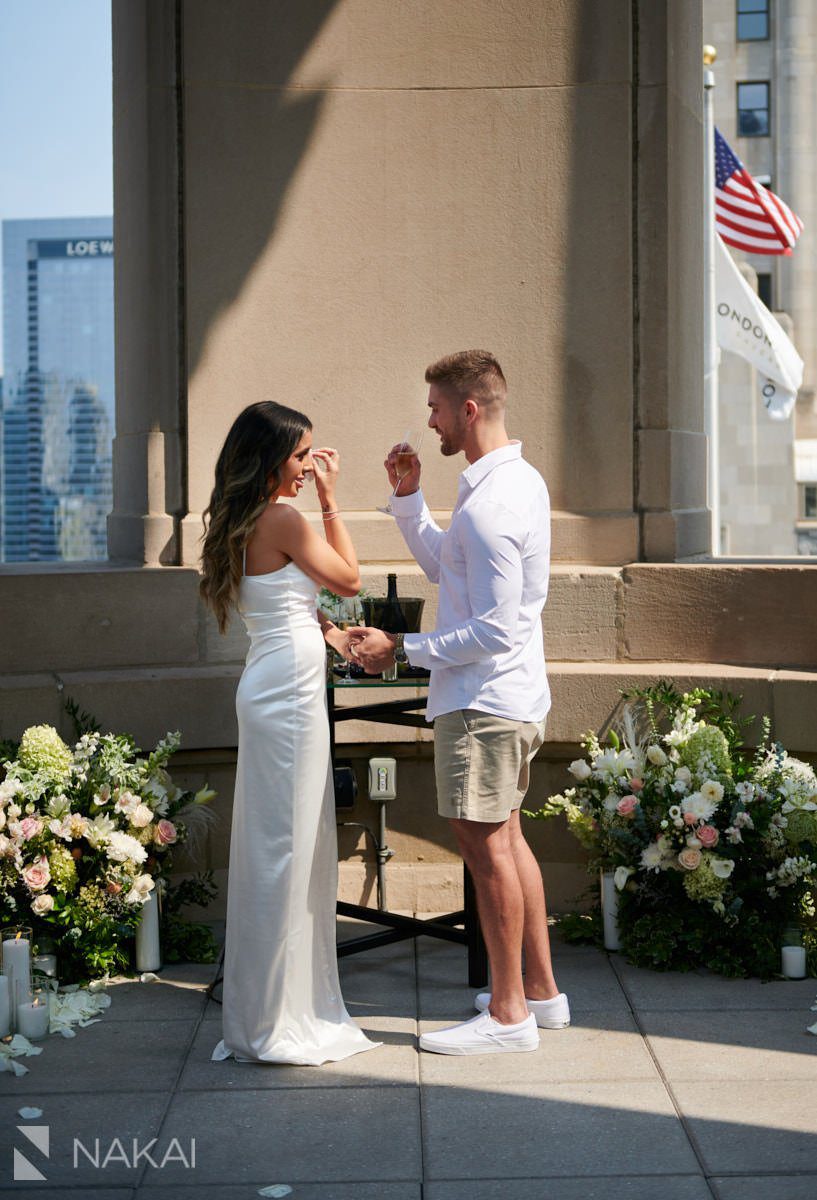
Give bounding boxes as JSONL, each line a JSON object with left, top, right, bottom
{"left": 697, "top": 824, "right": 719, "bottom": 848}
{"left": 19, "top": 816, "right": 43, "bottom": 840}
{"left": 31, "top": 893, "right": 54, "bottom": 915}
{"left": 22, "top": 855, "right": 51, "bottom": 892}
{"left": 629, "top": 779, "right": 644, "bottom": 792}
{"left": 154, "top": 819, "right": 177, "bottom": 846}
{"left": 616, "top": 796, "right": 638, "bottom": 817}
{"left": 678, "top": 848, "right": 702, "bottom": 871}
{"left": 106, "top": 881, "right": 122, "bottom": 896}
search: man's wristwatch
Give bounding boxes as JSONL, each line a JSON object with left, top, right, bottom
{"left": 393, "top": 633, "right": 409, "bottom": 665}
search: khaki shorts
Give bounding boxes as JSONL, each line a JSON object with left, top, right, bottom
{"left": 433, "top": 708, "right": 547, "bottom": 823}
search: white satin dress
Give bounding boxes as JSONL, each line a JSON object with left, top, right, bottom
{"left": 211, "top": 556, "right": 379, "bottom": 1065}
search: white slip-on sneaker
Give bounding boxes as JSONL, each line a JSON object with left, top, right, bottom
{"left": 474, "top": 991, "right": 571, "bottom": 1029}
{"left": 419, "top": 1011, "right": 539, "bottom": 1055}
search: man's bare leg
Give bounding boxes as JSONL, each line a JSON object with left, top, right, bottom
{"left": 508, "top": 808, "right": 559, "bottom": 999}
{"left": 449, "top": 817, "right": 529, "bottom": 1025}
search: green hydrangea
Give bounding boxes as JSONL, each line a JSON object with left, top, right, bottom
{"left": 681, "top": 725, "right": 732, "bottom": 779}
{"left": 565, "top": 805, "right": 598, "bottom": 850}
{"left": 18, "top": 725, "right": 73, "bottom": 782}
{"left": 783, "top": 809, "right": 817, "bottom": 847}
{"left": 77, "top": 884, "right": 107, "bottom": 916}
{"left": 682, "top": 855, "right": 728, "bottom": 902}
{"left": 48, "top": 844, "right": 78, "bottom": 892}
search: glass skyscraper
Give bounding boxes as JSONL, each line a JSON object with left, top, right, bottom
{"left": 1, "top": 217, "right": 114, "bottom": 562}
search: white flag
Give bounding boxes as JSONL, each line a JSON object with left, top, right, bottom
{"left": 715, "top": 234, "right": 803, "bottom": 419}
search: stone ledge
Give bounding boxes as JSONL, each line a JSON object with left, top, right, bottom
{"left": 4, "top": 562, "right": 817, "bottom": 675}
{"left": 2, "top": 662, "right": 814, "bottom": 754}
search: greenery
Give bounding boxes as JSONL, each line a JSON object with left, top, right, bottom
{"left": 527, "top": 683, "right": 817, "bottom": 980}
{"left": 161, "top": 871, "right": 219, "bottom": 964}
{"left": 0, "top": 700, "right": 218, "bottom": 983}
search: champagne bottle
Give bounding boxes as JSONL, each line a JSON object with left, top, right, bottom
{"left": 382, "top": 573, "right": 409, "bottom": 634}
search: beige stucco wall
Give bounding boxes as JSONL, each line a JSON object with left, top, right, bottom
{"left": 3, "top": 1, "right": 816, "bottom": 918}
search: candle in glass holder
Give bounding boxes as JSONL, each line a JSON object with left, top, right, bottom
{"left": 32, "top": 953, "right": 57, "bottom": 979}
{"left": 782, "top": 944, "right": 807, "bottom": 978}
{"left": 0, "top": 975, "right": 10, "bottom": 1037}
{"left": 1, "top": 928, "right": 31, "bottom": 1027}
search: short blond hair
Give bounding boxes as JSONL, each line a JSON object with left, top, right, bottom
{"left": 425, "top": 350, "right": 507, "bottom": 407}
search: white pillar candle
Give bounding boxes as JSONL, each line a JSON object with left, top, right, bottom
{"left": 135, "top": 890, "right": 162, "bottom": 973}
{"left": 2, "top": 933, "right": 31, "bottom": 1026}
{"left": 32, "top": 953, "right": 57, "bottom": 978}
{"left": 16, "top": 993, "right": 50, "bottom": 1040}
{"left": 0, "top": 975, "right": 10, "bottom": 1038}
{"left": 782, "top": 944, "right": 807, "bottom": 979}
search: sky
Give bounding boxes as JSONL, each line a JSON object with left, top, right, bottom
{"left": 0, "top": 0, "right": 113, "bottom": 372}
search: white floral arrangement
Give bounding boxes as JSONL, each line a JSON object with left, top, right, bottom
{"left": 0, "top": 723, "right": 216, "bottom": 981}
{"left": 527, "top": 685, "right": 817, "bottom": 976}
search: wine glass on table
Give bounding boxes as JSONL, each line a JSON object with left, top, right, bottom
{"left": 376, "top": 429, "right": 424, "bottom": 516}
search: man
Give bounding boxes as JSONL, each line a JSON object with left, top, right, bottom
{"left": 351, "top": 350, "right": 569, "bottom": 1055}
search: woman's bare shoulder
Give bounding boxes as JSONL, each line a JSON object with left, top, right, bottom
{"left": 255, "top": 502, "right": 305, "bottom": 531}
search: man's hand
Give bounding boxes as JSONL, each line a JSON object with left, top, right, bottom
{"left": 349, "top": 627, "right": 397, "bottom": 673}
{"left": 384, "top": 443, "right": 421, "bottom": 497}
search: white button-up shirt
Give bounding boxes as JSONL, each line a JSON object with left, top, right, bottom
{"left": 391, "top": 441, "right": 551, "bottom": 724}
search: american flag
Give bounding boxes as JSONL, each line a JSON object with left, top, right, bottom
{"left": 715, "top": 128, "right": 803, "bottom": 256}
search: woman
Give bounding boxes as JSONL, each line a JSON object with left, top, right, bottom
{"left": 200, "top": 401, "right": 379, "bottom": 1065}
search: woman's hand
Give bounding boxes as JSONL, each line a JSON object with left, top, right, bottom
{"left": 323, "top": 623, "right": 357, "bottom": 660}
{"left": 311, "top": 448, "right": 340, "bottom": 509}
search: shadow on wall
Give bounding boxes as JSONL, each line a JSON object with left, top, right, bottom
{"left": 182, "top": 0, "right": 340, "bottom": 379}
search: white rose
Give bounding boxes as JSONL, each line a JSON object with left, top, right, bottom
{"left": 0, "top": 810, "right": 5, "bottom": 830}
{"left": 710, "top": 857, "right": 735, "bottom": 879}
{"left": 700, "top": 780, "right": 724, "bottom": 804}
{"left": 125, "top": 873, "right": 155, "bottom": 905}
{"left": 674, "top": 766, "right": 692, "bottom": 784}
{"left": 647, "top": 745, "right": 668, "bottom": 767}
{"left": 0, "top": 834, "right": 11, "bottom": 855}
{"left": 31, "top": 893, "right": 54, "bottom": 915}
{"left": 130, "top": 803, "right": 154, "bottom": 829}
{"left": 568, "top": 759, "right": 592, "bottom": 781}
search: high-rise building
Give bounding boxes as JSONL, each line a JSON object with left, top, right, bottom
{"left": 1, "top": 218, "right": 114, "bottom": 562}
{"left": 704, "top": 1, "right": 817, "bottom": 555}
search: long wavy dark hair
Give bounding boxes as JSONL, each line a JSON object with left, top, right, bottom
{"left": 199, "top": 401, "right": 312, "bottom": 632}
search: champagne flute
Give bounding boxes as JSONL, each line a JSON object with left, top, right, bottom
{"left": 376, "top": 429, "right": 424, "bottom": 515}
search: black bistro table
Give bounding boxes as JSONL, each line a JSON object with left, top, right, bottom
{"left": 329, "top": 673, "right": 488, "bottom": 988}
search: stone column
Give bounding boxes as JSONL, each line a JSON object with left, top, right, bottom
{"left": 635, "top": 0, "right": 710, "bottom": 560}
{"left": 107, "top": 0, "right": 184, "bottom": 565}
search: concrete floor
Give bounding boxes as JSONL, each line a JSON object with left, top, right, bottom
{"left": 2, "top": 920, "right": 817, "bottom": 1199}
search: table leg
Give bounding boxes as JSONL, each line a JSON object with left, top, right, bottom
{"left": 464, "top": 864, "right": 488, "bottom": 988}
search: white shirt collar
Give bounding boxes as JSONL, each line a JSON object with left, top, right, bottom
{"left": 460, "top": 440, "right": 522, "bottom": 491}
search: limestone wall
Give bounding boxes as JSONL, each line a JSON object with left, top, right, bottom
{"left": 3, "top": 1, "right": 816, "bottom": 917}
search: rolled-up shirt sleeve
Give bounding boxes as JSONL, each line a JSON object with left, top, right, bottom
{"left": 404, "top": 501, "right": 523, "bottom": 668}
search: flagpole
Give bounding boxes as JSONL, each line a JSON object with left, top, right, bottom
{"left": 703, "top": 45, "right": 720, "bottom": 556}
